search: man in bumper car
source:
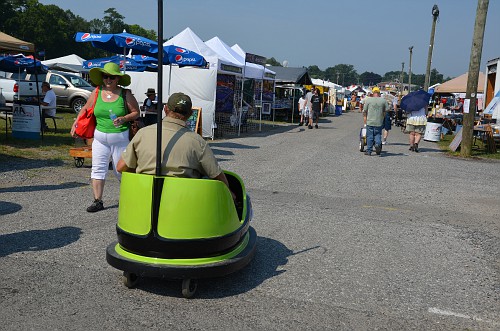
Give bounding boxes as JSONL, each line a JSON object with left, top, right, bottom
{"left": 117, "top": 92, "right": 233, "bottom": 195}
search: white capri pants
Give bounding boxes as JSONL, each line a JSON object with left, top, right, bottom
{"left": 91, "top": 129, "right": 129, "bottom": 180}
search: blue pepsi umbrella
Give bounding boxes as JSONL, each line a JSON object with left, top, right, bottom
{"left": 400, "top": 89, "right": 432, "bottom": 112}
{"left": 75, "top": 32, "right": 207, "bottom": 67}
{"left": 0, "top": 54, "right": 48, "bottom": 73}
{"left": 83, "top": 55, "right": 148, "bottom": 72}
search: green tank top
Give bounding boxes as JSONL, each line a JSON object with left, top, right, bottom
{"left": 94, "top": 88, "right": 130, "bottom": 133}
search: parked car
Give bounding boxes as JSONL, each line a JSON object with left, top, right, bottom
{"left": 0, "top": 70, "right": 93, "bottom": 112}
{"left": 44, "top": 71, "right": 93, "bottom": 112}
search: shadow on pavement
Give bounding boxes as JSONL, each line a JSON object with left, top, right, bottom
{"left": 137, "top": 236, "right": 295, "bottom": 298}
{"left": 209, "top": 142, "right": 259, "bottom": 150}
{"left": 0, "top": 201, "right": 22, "bottom": 215}
{"left": 0, "top": 181, "right": 87, "bottom": 193}
{"left": 0, "top": 226, "right": 82, "bottom": 257}
{"left": 0, "top": 154, "right": 65, "bottom": 172}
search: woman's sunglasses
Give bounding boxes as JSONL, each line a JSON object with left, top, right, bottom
{"left": 102, "top": 74, "right": 118, "bottom": 80}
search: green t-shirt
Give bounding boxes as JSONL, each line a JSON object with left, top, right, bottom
{"left": 363, "top": 97, "right": 387, "bottom": 127}
{"left": 94, "top": 89, "right": 129, "bottom": 133}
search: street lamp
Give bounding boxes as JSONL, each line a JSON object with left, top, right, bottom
{"left": 424, "top": 4, "right": 440, "bottom": 91}
{"left": 408, "top": 46, "right": 413, "bottom": 93}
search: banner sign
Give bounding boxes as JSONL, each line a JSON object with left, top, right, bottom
{"left": 220, "top": 63, "right": 242, "bottom": 74}
{"left": 245, "top": 53, "right": 266, "bottom": 66}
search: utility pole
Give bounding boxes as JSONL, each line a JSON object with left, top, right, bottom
{"left": 461, "top": 0, "right": 489, "bottom": 157}
{"left": 408, "top": 46, "right": 413, "bottom": 93}
{"left": 424, "top": 5, "right": 440, "bottom": 91}
{"left": 400, "top": 62, "right": 405, "bottom": 95}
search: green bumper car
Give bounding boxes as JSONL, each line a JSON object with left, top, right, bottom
{"left": 106, "top": 170, "right": 256, "bottom": 298}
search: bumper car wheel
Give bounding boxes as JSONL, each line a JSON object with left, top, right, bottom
{"left": 122, "top": 271, "right": 139, "bottom": 288}
{"left": 182, "top": 279, "right": 197, "bottom": 299}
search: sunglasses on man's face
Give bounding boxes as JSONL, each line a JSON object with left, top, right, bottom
{"left": 102, "top": 74, "right": 118, "bottom": 80}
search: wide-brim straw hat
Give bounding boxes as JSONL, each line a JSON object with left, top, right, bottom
{"left": 89, "top": 62, "right": 131, "bottom": 87}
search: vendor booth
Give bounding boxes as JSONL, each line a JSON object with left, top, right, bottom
{"left": 267, "top": 66, "right": 312, "bottom": 122}
{"left": 162, "top": 28, "right": 244, "bottom": 138}
{"left": 206, "top": 37, "right": 275, "bottom": 133}
{"left": 0, "top": 31, "right": 45, "bottom": 139}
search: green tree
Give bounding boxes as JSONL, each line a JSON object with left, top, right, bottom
{"left": 0, "top": 0, "right": 26, "bottom": 33}
{"left": 102, "top": 8, "right": 126, "bottom": 33}
{"left": 429, "top": 68, "right": 444, "bottom": 86}
{"left": 89, "top": 18, "right": 106, "bottom": 34}
{"left": 126, "top": 24, "right": 157, "bottom": 41}
{"left": 266, "top": 57, "right": 281, "bottom": 66}
{"left": 359, "top": 71, "right": 382, "bottom": 86}
{"left": 324, "top": 64, "right": 358, "bottom": 86}
{"left": 382, "top": 70, "right": 403, "bottom": 82}
{"left": 307, "top": 65, "right": 323, "bottom": 79}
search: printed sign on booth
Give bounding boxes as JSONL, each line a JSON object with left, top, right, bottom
{"left": 12, "top": 104, "right": 41, "bottom": 139}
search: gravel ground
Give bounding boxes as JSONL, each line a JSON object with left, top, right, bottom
{"left": 1, "top": 111, "right": 499, "bottom": 330}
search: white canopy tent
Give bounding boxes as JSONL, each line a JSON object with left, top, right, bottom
{"left": 42, "top": 54, "right": 87, "bottom": 73}
{"left": 162, "top": 27, "right": 244, "bottom": 138}
{"left": 206, "top": 37, "right": 264, "bottom": 79}
{"left": 42, "top": 54, "right": 85, "bottom": 66}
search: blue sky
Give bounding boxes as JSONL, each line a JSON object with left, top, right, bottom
{"left": 39, "top": 0, "right": 500, "bottom": 79}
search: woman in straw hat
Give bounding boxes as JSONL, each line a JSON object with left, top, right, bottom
{"left": 71, "top": 62, "right": 140, "bottom": 212}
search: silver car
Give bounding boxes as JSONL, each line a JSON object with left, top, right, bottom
{"left": 46, "top": 71, "right": 93, "bottom": 112}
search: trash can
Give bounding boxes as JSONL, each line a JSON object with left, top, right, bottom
{"left": 424, "top": 121, "right": 442, "bottom": 142}
{"left": 12, "top": 101, "right": 41, "bottom": 139}
{"left": 335, "top": 105, "right": 342, "bottom": 116}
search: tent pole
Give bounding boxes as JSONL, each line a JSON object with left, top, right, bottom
{"left": 155, "top": 0, "right": 164, "bottom": 177}
{"left": 168, "top": 64, "right": 172, "bottom": 96}
{"left": 33, "top": 49, "right": 43, "bottom": 140}
{"left": 238, "top": 65, "right": 245, "bottom": 137}
{"left": 260, "top": 70, "right": 264, "bottom": 130}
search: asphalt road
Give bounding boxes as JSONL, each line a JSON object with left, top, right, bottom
{"left": 1, "top": 111, "right": 499, "bottom": 330}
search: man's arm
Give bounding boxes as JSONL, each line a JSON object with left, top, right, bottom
{"left": 214, "top": 171, "right": 237, "bottom": 200}
{"left": 116, "top": 157, "right": 135, "bottom": 173}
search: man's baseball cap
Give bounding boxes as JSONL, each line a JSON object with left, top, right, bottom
{"left": 167, "top": 92, "right": 192, "bottom": 115}
{"left": 372, "top": 87, "right": 380, "bottom": 93}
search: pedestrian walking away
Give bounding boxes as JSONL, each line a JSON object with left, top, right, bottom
{"left": 382, "top": 93, "right": 397, "bottom": 144}
{"left": 362, "top": 87, "right": 387, "bottom": 156}
{"left": 406, "top": 107, "right": 427, "bottom": 152}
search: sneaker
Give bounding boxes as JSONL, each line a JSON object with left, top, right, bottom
{"left": 315, "top": 124, "right": 318, "bottom": 129}
{"left": 414, "top": 143, "right": 419, "bottom": 153}
{"left": 382, "top": 140, "right": 387, "bottom": 145}
{"left": 409, "top": 144, "right": 414, "bottom": 151}
{"left": 87, "top": 199, "right": 104, "bottom": 213}
{"left": 364, "top": 151, "right": 372, "bottom": 156}
{"left": 375, "top": 144, "right": 382, "bottom": 155}
{"left": 308, "top": 125, "right": 313, "bottom": 129}
{"left": 298, "top": 122, "right": 303, "bottom": 126}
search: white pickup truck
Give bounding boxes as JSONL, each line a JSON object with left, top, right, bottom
{"left": 0, "top": 70, "right": 93, "bottom": 112}
{"left": 0, "top": 72, "right": 43, "bottom": 106}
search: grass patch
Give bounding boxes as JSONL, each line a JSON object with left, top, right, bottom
{"left": 0, "top": 108, "right": 81, "bottom": 163}
{"left": 437, "top": 133, "right": 500, "bottom": 160}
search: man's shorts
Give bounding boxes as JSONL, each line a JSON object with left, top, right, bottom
{"left": 303, "top": 107, "right": 310, "bottom": 118}
{"left": 383, "top": 112, "right": 392, "bottom": 131}
{"left": 405, "top": 124, "right": 426, "bottom": 134}
{"left": 311, "top": 110, "right": 320, "bottom": 120}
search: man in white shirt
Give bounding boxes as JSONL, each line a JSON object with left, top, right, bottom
{"left": 40, "top": 82, "right": 57, "bottom": 130}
